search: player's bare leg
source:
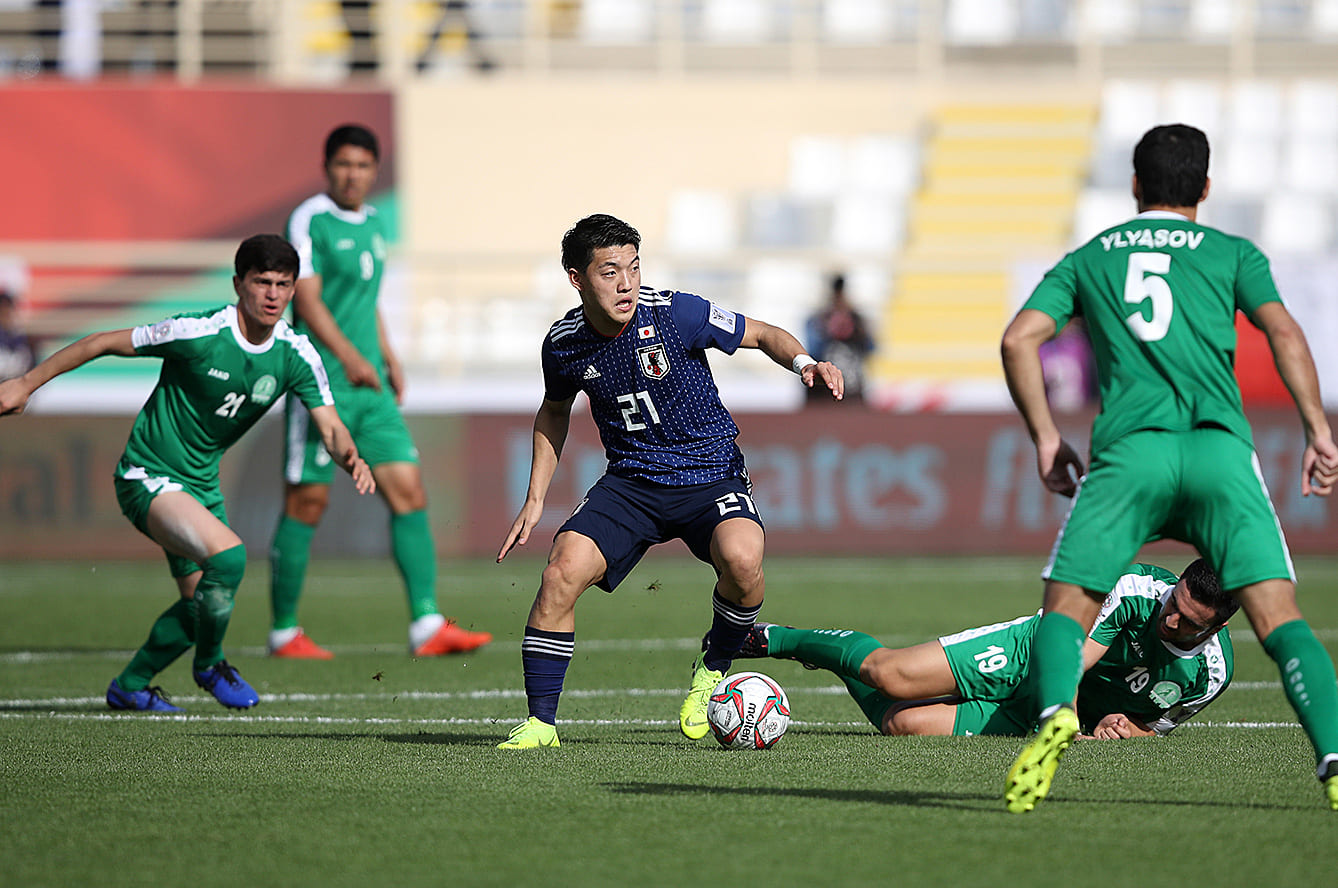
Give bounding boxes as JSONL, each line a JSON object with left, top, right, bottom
{"left": 682, "top": 519, "right": 765, "bottom": 739}
{"left": 144, "top": 492, "right": 258, "bottom": 709}
{"left": 499, "top": 532, "right": 605, "bottom": 749}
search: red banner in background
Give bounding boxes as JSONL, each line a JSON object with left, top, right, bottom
{"left": 3, "top": 83, "right": 394, "bottom": 240}
{"left": 455, "top": 408, "right": 1335, "bottom": 557}
{"left": 1, "top": 410, "right": 1331, "bottom": 561}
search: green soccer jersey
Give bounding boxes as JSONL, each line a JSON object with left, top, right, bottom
{"left": 1023, "top": 211, "right": 1281, "bottom": 452}
{"left": 1079, "top": 562, "right": 1234, "bottom": 735}
{"left": 288, "top": 193, "right": 388, "bottom": 391}
{"left": 119, "top": 305, "right": 333, "bottom": 491}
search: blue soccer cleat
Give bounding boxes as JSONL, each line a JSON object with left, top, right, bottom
{"left": 193, "top": 660, "right": 260, "bottom": 709}
{"left": 106, "top": 678, "right": 183, "bottom": 713}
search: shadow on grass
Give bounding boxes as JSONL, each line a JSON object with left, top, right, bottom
{"left": 604, "top": 780, "right": 995, "bottom": 809}
{"left": 192, "top": 730, "right": 501, "bottom": 746}
{"left": 602, "top": 781, "right": 1311, "bottom": 812}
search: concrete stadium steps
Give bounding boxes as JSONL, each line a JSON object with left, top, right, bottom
{"left": 874, "top": 102, "right": 1095, "bottom": 387}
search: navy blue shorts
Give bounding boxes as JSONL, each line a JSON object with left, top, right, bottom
{"left": 559, "top": 473, "right": 764, "bottom": 592}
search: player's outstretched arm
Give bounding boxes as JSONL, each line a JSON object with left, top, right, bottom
{"left": 308, "top": 404, "right": 376, "bottom": 495}
{"left": 1250, "top": 301, "right": 1338, "bottom": 496}
{"left": 498, "top": 396, "right": 575, "bottom": 562}
{"left": 293, "top": 276, "right": 382, "bottom": 391}
{"left": 739, "top": 317, "right": 844, "bottom": 401}
{"left": 0, "top": 329, "right": 135, "bottom": 416}
{"left": 1001, "top": 308, "right": 1084, "bottom": 496}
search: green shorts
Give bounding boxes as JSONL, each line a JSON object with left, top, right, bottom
{"left": 940, "top": 613, "right": 1041, "bottom": 736}
{"left": 113, "top": 458, "right": 227, "bottom": 578}
{"left": 1045, "top": 428, "right": 1294, "bottom": 594}
{"left": 283, "top": 386, "right": 419, "bottom": 485}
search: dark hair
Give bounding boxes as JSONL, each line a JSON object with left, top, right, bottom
{"left": 234, "top": 234, "right": 299, "bottom": 280}
{"left": 1181, "top": 558, "right": 1238, "bottom": 624}
{"left": 561, "top": 214, "right": 641, "bottom": 273}
{"left": 324, "top": 124, "right": 380, "bottom": 164}
{"left": 1133, "top": 124, "right": 1209, "bottom": 209}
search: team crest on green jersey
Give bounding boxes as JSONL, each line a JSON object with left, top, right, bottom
{"left": 251, "top": 375, "right": 278, "bottom": 405}
{"left": 1149, "top": 681, "right": 1183, "bottom": 707}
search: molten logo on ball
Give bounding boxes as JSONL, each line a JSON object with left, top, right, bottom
{"left": 706, "top": 671, "right": 791, "bottom": 749}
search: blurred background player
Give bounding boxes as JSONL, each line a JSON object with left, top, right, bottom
{"left": 738, "top": 560, "right": 1233, "bottom": 739}
{"left": 0, "top": 289, "right": 37, "bottom": 382}
{"left": 1000, "top": 123, "right": 1338, "bottom": 812}
{"left": 269, "top": 123, "right": 491, "bottom": 659}
{"left": 803, "top": 273, "right": 875, "bottom": 405}
{"left": 0, "top": 235, "right": 374, "bottom": 711}
{"left": 495, "top": 213, "right": 844, "bottom": 749}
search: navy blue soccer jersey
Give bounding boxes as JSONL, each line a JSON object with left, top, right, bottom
{"left": 541, "top": 287, "right": 748, "bottom": 486}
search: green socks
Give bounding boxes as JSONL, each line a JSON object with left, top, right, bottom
{"left": 391, "top": 509, "right": 439, "bottom": 620}
{"left": 1031, "top": 612, "right": 1086, "bottom": 718}
{"left": 269, "top": 515, "right": 315, "bottom": 631}
{"left": 1261, "top": 619, "right": 1338, "bottom": 768}
{"left": 767, "top": 626, "right": 884, "bottom": 679}
{"left": 191, "top": 545, "right": 246, "bottom": 671}
{"left": 271, "top": 510, "right": 440, "bottom": 626}
{"left": 116, "top": 599, "right": 196, "bottom": 691}
{"left": 841, "top": 676, "right": 897, "bottom": 730}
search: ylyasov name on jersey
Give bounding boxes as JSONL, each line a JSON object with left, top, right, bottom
{"left": 1100, "top": 229, "right": 1205, "bottom": 252}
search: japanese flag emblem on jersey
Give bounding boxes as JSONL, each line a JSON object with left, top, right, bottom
{"left": 637, "top": 324, "right": 656, "bottom": 339}
{"left": 637, "top": 343, "right": 670, "bottom": 380}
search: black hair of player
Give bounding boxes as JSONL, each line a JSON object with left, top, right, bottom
{"left": 1133, "top": 124, "right": 1209, "bottom": 209}
{"left": 561, "top": 214, "right": 641, "bottom": 274}
{"left": 324, "top": 124, "right": 380, "bottom": 164}
{"left": 235, "top": 234, "right": 299, "bottom": 280}
{"left": 1181, "top": 558, "right": 1238, "bottom": 624}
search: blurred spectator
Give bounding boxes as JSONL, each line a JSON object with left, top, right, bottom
{"left": 1039, "top": 318, "right": 1097, "bottom": 411}
{"left": 804, "top": 273, "right": 875, "bottom": 404}
{"left": 0, "top": 290, "right": 36, "bottom": 381}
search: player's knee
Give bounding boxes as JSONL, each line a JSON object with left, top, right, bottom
{"left": 717, "top": 548, "right": 764, "bottom": 592}
{"left": 540, "top": 557, "right": 594, "bottom": 602}
{"left": 204, "top": 544, "right": 247, "bottom": 591}
{"left": 286, "top": 486, "right": 330, "bottom": 524}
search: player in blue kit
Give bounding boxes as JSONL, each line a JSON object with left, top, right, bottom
{"left": 495, "top": 214, "right": 844, "bottom": 748}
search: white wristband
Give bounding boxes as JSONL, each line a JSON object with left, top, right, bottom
{"left": 792, "top": 354, "right": 818, "bottom": 375}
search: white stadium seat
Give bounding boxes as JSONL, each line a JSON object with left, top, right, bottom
{"left": 666, "top": 190, "right": 739, "bottom": 255}
{"left": 580, "top": 0, "right": 655, "bottom": 44}
{"left": 1261, "top": 192, "right": 1333, "bottom": 255}
{"left": 788, "top": 135, "right": 847, "bottom": 200}
{"left": 821, "top": 0, "right": 898, "bottom": 44}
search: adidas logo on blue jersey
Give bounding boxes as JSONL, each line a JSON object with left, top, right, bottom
{"left": 583, "top": 365, "right": 602, "bottom": 380}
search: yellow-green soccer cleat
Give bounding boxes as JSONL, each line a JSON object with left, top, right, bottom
{"left": 679, "top": 652, "right": 724, "bottom": 740}
{"left": 1326, "top": 776, "right": 1338, "bottom": 812}
{"left": 497, "top": 716, "right": 560, "bottom": 749}
{"left": 1004, "top": 706, "right": 1080, "bottom": 813}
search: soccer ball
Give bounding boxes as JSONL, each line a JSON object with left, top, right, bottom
{"left": 706, "top": 671, "right": 790, "bottom": 749}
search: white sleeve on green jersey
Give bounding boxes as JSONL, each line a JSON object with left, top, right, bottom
{"left": 277, "top": 322, "right": 335, "bottom": 409}
{"left": 131, "top": 312, "right": 226, "bottom": 356}
{"left": 1147, "top": 629, "right": 1233, "bottom": 736}
{"left": 288, "top": 194, "right": 328, "bottom": 280}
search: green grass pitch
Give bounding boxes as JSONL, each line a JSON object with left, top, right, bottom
{"left": 2, "top": 554, "right": 1336, "bottom": 887}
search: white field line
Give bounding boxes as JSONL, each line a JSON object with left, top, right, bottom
{"left": 0, "top": 709, "right": 1304, "bottom": 730}
{"left": 0, "top": 637, "right": 710, "bottom": 664}
{"left": 5, "top": 626, "right": 1336, "bottom": 665}
{"left": 0, "top": 681, "right": 1288, "bottom": 710}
